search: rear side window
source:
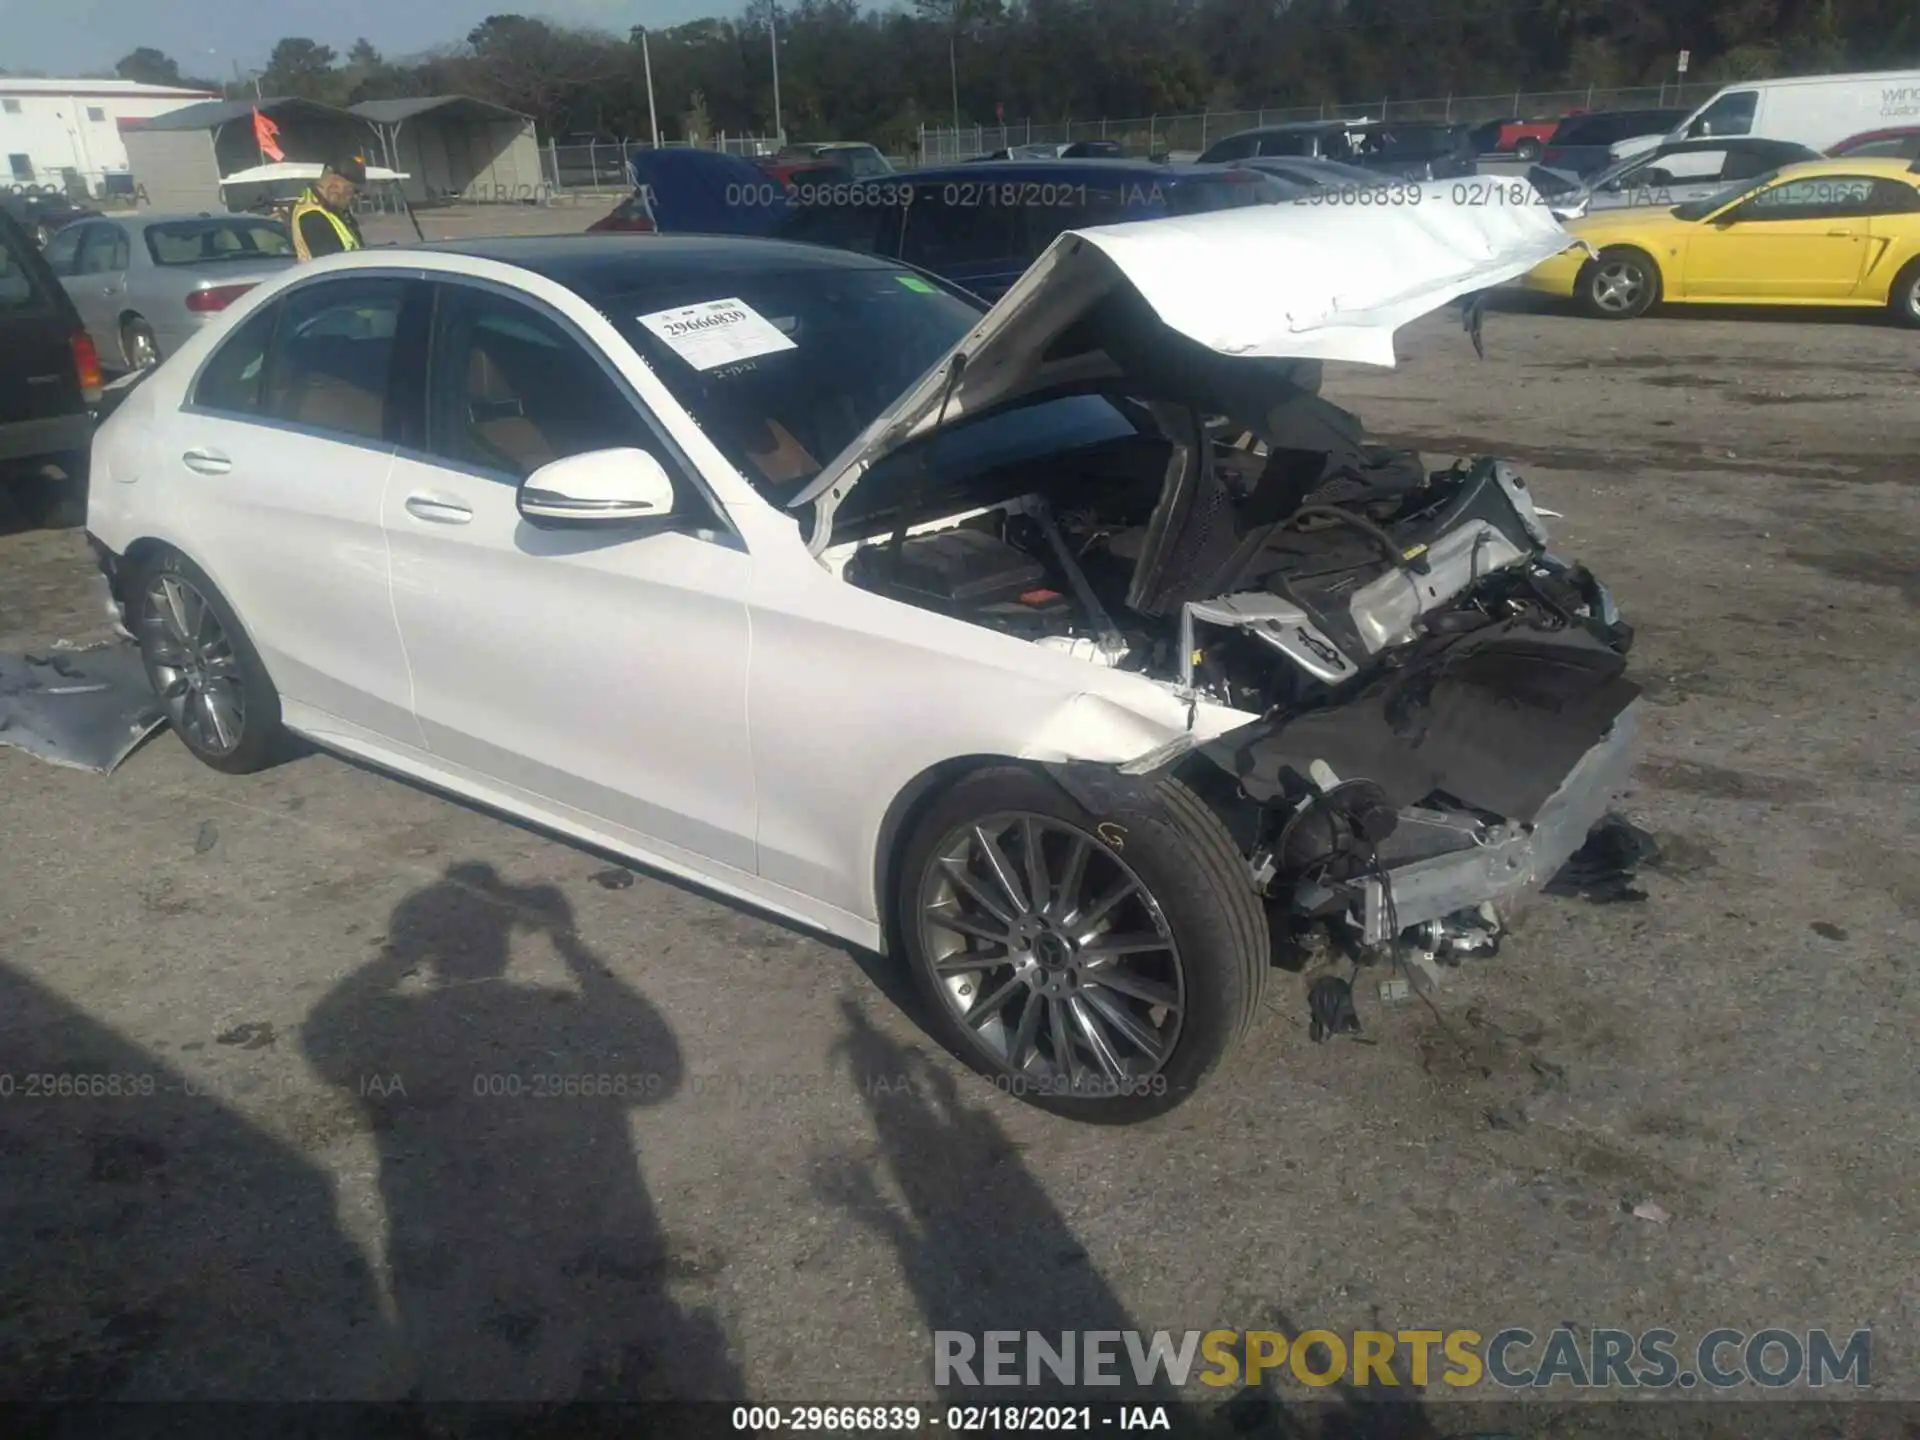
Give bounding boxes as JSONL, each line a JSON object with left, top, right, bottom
{"left": 41, "top": 224, "right": 84, "bottom": 278}
{"left": 261, "top": 277, "right": 409, "bottom": 444}
{"left": 1257, "top": 132, "right": 1323, "bottom": 158}
{"left": 76, "top": 224, "right": 129, "bottom": 274}
{"left": 1200, "top": 134, "right": 1258, "bottom": 162}
{"left": 779, "top": 199, "right": 905, "bottom": 256}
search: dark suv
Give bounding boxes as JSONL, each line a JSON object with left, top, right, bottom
{"left": 1, "top": 209, "right": 100, "bottom": 512}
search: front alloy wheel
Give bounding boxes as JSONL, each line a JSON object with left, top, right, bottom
{"left": 1579, "top": 248, "right": 1657, "bottom": 319}
{"left": 898, "top": 765, "right": 1267, "bottom": 1122}
{"left": 917, "top": 812, "right": 1186, "bottom": 1090}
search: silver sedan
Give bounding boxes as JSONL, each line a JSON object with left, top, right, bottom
{"left": 42, "top": 212, "right": 297, "bottom": 372}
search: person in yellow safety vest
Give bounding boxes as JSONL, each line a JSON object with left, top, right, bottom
{"left": 290, "top": 154, "right": 367, "bottom": 262}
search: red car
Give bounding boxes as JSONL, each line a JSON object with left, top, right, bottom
{"left": 586, "top": 191, "right": 656, "bottom": 233}
{"left": 1829, "top": 126, "right": 1920, "bottom": 161}
{"left": 1494, "top": 112, "right": 1583, "bottom": 162}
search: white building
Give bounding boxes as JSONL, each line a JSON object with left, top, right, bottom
{"left": 1, "top": 78, "right": 218, "bottom": 197}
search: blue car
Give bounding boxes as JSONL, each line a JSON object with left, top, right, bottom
{"left": 621, "top": 154, "right": 1287, "bottom": 301}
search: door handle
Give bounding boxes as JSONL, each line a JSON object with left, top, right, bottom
{"left": 1825, "top": 229, "right": 1855, "bottom": 237}
{"left": 404, "top": 494, "right": 474, "bottom": 525}
{"left": 101, "top": 286, "right": 120, "bottom": 296}
{"left": 181, "top": 447, "right": 231, "bottom": 476}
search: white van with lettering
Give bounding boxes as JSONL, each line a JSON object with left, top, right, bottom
{"left": 1672, "top": 71, "right": 1920, "bottom": 153}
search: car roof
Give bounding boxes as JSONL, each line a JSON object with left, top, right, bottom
{"left": 409, "top": 232, "right": 901, "bottom": 294}
{"left": 1774, "top": 155, "right": 1920, "bottom": 180}
{"left": 1836, "top": 125, "right": 1920, "bottom": 143}
{"left": 905, "top": 158, "right": 1238, "bottom": 181}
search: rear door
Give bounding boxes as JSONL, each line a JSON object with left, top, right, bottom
{"left": 0, "top": 213, "right": 85, "bottom": 443}
{"left": 163, "top": 274, "right": 419, "bottom": 738}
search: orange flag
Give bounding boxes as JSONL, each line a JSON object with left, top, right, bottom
{"left": 252, "top": 107, "right": 285, "bottom": 162}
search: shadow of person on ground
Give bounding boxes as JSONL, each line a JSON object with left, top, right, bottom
{"left": 1218, "top": 1306, "right": 1446, "bottom": 1439}
{"left": 0, "top": 959, "right": 392, "bottom": 1399}
{"left": 812, "top": 997, "right": 1179, "bottom": 1409}
{"left": 302, "top": 860, "right": 743, "bottom": 1402}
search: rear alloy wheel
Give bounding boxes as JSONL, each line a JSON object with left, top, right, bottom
{"left": 900, "top": 766, "right": 1266, "bottom": 1123}
{"left": 1578, "top": 247, "right": 1658, "bottom": 319}
{"left": 1514, "top": 139, "right": 1543, "bottom": 162}
{"left": 121, "top": 317, "right": 161, "bottom": 371}
{"left": 1889, "top": 260, "right": 1920, "bottom": 329}
{"left": 132, "top": 550, "right": 284, "bottom": 773}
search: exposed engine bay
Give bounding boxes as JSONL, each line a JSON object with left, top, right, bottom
{"left": 836, "top": 380, "right": 1641, "bottom": 958}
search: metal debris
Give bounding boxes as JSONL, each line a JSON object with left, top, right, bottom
{"left": 0, "top": 643, "right": 163, "bottom": 774}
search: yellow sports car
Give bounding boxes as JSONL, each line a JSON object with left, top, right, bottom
{"left": 1516, "top": 156, "right": 1920, "bottom": 325}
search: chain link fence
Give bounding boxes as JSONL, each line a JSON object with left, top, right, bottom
{"left": 539, "top": 136, "right": 784, "bottom": 194}
{"left": 916, "top": 83, "right": 1725, "bottom": 164}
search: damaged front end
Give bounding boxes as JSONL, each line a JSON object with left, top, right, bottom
{"left": 801, "top": 189, "right": 1631, "bottom": 957}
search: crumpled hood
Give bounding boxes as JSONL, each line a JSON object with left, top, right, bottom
{"left": 792, "top": 179, "right": 1581, "bottom": 552}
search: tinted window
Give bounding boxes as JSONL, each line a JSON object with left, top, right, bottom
{"left": 1026, "top": 186, "right": 1139, "bottom": 250}
{"left": 425, "top": 284, "right": 662, "bottom": 481}
{"left": 1164, "top": 174, "right": 1288, "bottom": 215}
{"left": 778, "top": 198, "right": 905, "bottom": 255}
{"left": 1722, "top": 146, "right": 1784, "bottom": 181}
{"left": 146, "top": 218, "right": 293, "bottom": 265}
{"left": 605, "top": 261, "right": 983, "bottom": 500}
{"left": 193, "top": 301, "right": 281, "bottom": 414}
{"left": 1689, "top": 91, "right": 1757, "bottom": 139}
{"left": 261, "top": 277, "right": 407, "bottom": 443}
{"left": 900, "top": 194, "right": 1024, "bottom": 268}
{"left": 1732, "top": 174, "right": 1903, "bottom": 221}
{"left": 1257, "top": 131, "right": 1324, "bottom": 158}
{"left": 1200, "top": 134, "right": 1258, "bottom": 162}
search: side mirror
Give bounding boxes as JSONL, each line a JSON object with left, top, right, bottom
{"left": 517, "top": 447, "right": 678, "bottom": 530}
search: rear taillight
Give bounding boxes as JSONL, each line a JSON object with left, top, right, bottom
{"left": 71, "top": 330, "right": 102, "bottom": 405}
{"left": 186, "top": 283, "right": 256, "bottom": 314}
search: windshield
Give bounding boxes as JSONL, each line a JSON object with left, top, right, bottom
{"left": 1672, "top": 169, "right": 1777, "bottom": 221}
{"left": 607, "top": 261, "right": 988, "bottom": 501}
{"left": 146, "top": 219, "right": 293, "bottom": 265}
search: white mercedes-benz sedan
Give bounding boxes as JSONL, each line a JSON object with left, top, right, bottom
{"left": 85, "top": 198, "right": 1639, "bottom": 1121}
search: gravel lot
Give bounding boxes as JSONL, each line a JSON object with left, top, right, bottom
{"left": 1, "top": 209, "right": 1915, "bottom": 1425}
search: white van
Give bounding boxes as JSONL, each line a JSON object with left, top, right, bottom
{"left": 1672, "top": 70, "right": 1920, "bottom": 153}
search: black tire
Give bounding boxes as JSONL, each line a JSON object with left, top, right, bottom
{"left": 129, "top": 548, "right": 285, "bottom": 774}
{"left": 896, "top": 764, "right": 1268, "bottom": 1124}
{"left": 1575, "top": 246, "right": 1659, "bottom": 320}
{"left": 1514, "top": 138, "right": 1542, "bottom": 162}
{"left": 1889, "top": 259, "right": 1920, "bottom": 329}
{"left": 121, "top": 316, "right": 161, "bottom": 371}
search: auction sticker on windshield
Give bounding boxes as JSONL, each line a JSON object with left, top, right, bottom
{"left": 637, "top": 297, "right": 797, "bottom": 371}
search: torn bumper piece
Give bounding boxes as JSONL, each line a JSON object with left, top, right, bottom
{"left": 1351, "top": 701, "right": 1640, "bottom": 943}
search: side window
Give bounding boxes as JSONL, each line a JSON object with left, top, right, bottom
{"left": 193, "top": 301, "right": 282, "bottom": 415}
{"left": 900, "top": 194, "right": 1025, "bottom": 269}
{"left": 1738, "top": 174, "right": 1877, "bottom": 222}
{"left": 261, "top": 277, "right": 408, "bottom": 444}
{"left": 1205, "top": 134, "right": 1257, "bottom": 162}
{"left": 1689, "top": 91, "right": 1757, "bottom": 139}
{"left": 424, "top": 284, "right": 661, "bottom": 481}
{"left": 41, "top": 223, "right": 83, "bottom": 276}
{"left": 1865, "top": 178, "right": 1920, "bottom": 216}
{"left": 1720, "top": 146, "right": 1777, "bottom": 181}
{"left": 76, "top": 225, "right": 126, "bottom": 274}
{"left": 779, "top": 200, "right": 904, "bottom": 256}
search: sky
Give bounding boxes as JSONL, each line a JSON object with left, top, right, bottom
{"left": 0, "top": 0, "right": 730, "bottom": 79}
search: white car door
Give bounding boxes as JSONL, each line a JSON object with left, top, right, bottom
{"left": 161, "top": 274, "right": 418, "bottom": 741}
{"left": 380, "top": 278, "right": 757, "bottom": 873}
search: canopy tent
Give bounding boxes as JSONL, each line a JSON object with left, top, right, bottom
{"left": 219, "top": 161, "right": 410, "bottom": 185}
